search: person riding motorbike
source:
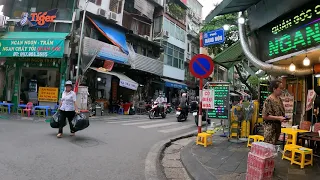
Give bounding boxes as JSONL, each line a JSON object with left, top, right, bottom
{"left": 179, "top": 93, "right": 188, "bottom": 116}
{"left": 154, "top": 94, "right": 165, "bottom": 114}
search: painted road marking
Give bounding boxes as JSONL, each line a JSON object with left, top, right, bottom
{"left": 138, "top": 122, "right": 180, "bottom": 129}
{"left": 158, "top": 124, "right": 195, "bottom": 133}
{"left": 122, "top": 120, "right": 166, "bottom": 126}
{"left": 106, "top": 119, "right": 147, "bottom": 124}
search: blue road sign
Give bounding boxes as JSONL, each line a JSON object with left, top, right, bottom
{"left": 203, "top": 28, "right": 225, "bottom": 46}
{"left": 189, "top": 54, "right": 214, "bottom": 79}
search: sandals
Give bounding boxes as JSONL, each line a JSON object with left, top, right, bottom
{"left": 57, "top": 133, "right": 62, "bottom": 138}
{"left": 57, "top": 133, "right": 75, "bottom": 138}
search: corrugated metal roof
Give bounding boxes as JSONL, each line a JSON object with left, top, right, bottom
{"left": 130, "top": 54, "right": 163, "bottom": 76}
{"left": 213, "top": 41, "right": 243, "bottom": 69}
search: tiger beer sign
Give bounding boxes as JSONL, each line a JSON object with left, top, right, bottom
{"left": 20, "top": 9, "right": 58, "bottom": 28}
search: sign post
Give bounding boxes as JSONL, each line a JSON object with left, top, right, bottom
{"left": 189, "top": 54, "right": 214, "bottom": 133}
{"left": 202, "top": 28, "right": 225, "bottom": 47}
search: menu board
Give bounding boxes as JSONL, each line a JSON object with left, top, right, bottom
{"left": 207, "top": 84, "right": 230, "bottom": 119}
{"left": 259, "top": 84, "right": 269, "bottom": 116}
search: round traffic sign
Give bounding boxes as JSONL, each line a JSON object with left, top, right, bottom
{"left": 189, "top": 54, "right": 214, "bottom": 79}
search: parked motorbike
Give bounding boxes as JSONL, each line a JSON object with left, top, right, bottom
{"left": 190, "top": 101, "right": 210, "bottom": 126}
{"left": 176, "top": 106, "right": 188, "bottom": 122}
{"left": 193, "top": 109, "right": 211, "bottom": 126}
{"left": 166, "top": 103, "right": 173, "bottom": 114}
{"left": 149, "top": 102, "right": 167, "bottom": 119}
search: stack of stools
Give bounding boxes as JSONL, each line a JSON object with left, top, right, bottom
{"left": 246, "top": 142, "right": 276, "bottom": 180}
{"left": 282, "top": 144, "right": 313, "bottom": 168}
{"left": 196, "top": 132, "right": 213, "bottom": 147}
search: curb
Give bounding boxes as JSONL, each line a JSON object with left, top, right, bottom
{"left": 145, "top": 131, "right": 197, "bottom": 180}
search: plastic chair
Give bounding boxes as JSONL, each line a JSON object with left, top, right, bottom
{"left": 282, "top": 144, "right": 302, "bottom": 161}
{"left": 247, "top": 135, "right": 264, "bottom": 147}
{"left": 51, "top": 105, "right": 59, "bottom": 115}
{"left": 0, "top": 106, "right": 8, "bottom": 113}
{"left": 314, "top": 123, "right": 320, "bottom": 132}
{"left": 300, "top": 121, "right": 311, "bottom": 131}
{"left": 291, "top": 147, "right": 313, "bottom": 168}
{"left": 118, "top": 108, "right": 124, "bottom": 115}
{"left": 196, "top": 133, "right": 213, "bottom": 147}
{"left": 22, "top": 102, "right": 33, "bottom": 117}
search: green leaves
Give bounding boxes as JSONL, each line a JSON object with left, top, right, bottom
{"left": 201, "top": 13, "right": 239, "bottom": 55}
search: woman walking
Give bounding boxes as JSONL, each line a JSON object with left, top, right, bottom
{"left": 262, "top": 80, "right": 287, "bottom": 145}
{"left": 57, "top": 81, "right": 78, "bottom": 138}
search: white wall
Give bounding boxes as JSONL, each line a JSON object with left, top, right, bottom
{"left": 78, "top": 0, "right": 124, "bottom": 25}
{"left": 163, "top": 65, "right": 185, "bottom": 81}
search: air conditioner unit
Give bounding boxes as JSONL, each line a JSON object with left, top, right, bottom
{"left": 143, "top": 35, "right": 150, "bottom": 40}
{"left": 163, "top": 31, "right": 169, "bottom": 38}
{"left": 109, "top": 11, "right": 117, "bottom": 22}
{"left": 97, "top": 8, "right": 106, "bottom": 17}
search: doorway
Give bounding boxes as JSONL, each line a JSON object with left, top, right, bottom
{"left": 20, "top": 68, "right": 60, "bottom": 105}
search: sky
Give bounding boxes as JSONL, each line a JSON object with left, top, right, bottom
{"left": 198, "top": 0, "right": 223, "bottom": 20}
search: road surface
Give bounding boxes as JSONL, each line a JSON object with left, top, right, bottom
{"left": 0, "top": 114, "right": 199, "bottom": 180}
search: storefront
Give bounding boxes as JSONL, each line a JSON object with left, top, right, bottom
{"left": 253, "top": 1, "right": 320, "bottom": 125}
{"left": 86, "top": 67, "right": 138, "bottom": 113}
{"left": 0, "top": 32, "right": 69, "bottom": 109}
{"left": 162, "top": 78, "right": 188, "bottom": 104}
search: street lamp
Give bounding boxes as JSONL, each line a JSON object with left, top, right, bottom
{"left": 223, "top": 24, "right": 230, "bottom": 31}
{"left": 75, "top": 0, "right": 89, "bottom": 84}
{"left": 238, "top": 17, "right": 245, "bottom": 24}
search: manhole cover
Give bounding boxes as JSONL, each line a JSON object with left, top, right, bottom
{"left": 71, "top": 137, "right": 106, "bottom": 148}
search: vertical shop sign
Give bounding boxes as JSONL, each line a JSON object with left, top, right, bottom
{"left": 112, "top": 80, "right": 118, "bottom": 104}
{"left": 202, "top": 89, "right": 215, "bottom": 109}
{"left": 280, "top": 91, "right": 294, "bottom": 127}
{"left": 306, "top": 89, "right": 316, "bottom": 111}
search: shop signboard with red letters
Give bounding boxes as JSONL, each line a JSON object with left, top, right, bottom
{"left": 202, "top": 89, "right": 215, "bottom": 109}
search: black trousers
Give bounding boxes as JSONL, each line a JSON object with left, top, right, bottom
{"left": 59, "top": 110, "right": 76, "bottom": 134}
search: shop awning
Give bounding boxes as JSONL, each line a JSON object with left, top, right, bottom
{"left": 88, "top": 17, "right": 129, "bottom": 55}
{"left": 162, "top": 78, "right": 188, "bottom": 90}
{"left": 0, "top": 32, "right": 68, "bottom": 58}
{"left": 90, "top": 67, "right": 138, "bottom": 90}
{"left": 213, "top": 41, "right": 243, "bottom": 69}
{"left": 205, "top": 0, "right": 262, "bottom": 22}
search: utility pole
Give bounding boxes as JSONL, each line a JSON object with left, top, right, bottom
{"left": 75, "top": 0, "right": 89, "bottom": 85}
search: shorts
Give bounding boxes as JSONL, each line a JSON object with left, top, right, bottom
{"left": 263, "top": 121, "right": 281, "bottom": 145}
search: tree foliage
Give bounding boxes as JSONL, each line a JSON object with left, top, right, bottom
{"left": 201, "top": 13, "right": 239, "bottom": 55}
{"left": 201, "top": 13, "right": 259, "bottom": 98}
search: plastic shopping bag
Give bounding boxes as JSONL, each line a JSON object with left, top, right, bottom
{"left": 50, "top": 111, "right": 66, "bottom": 128}
{"left": 72, "top": 113, "right": 90, "bottom": 132}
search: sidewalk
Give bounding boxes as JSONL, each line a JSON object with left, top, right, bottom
{"left": 180, "top": 134, "right": 320, "bottom": 180}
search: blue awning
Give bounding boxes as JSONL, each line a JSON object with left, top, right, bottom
{"left": 162, "top": 78, "right": 188, "bottom": 90}
{"left": 88, "top": 17, "right": 129, "bottom": 55}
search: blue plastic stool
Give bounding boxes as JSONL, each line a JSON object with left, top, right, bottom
{"left": 118, "top": 108, "right": 124, "bottom": 115}
{"left": 113, "top": 107, "right": 118, "bottom": 113}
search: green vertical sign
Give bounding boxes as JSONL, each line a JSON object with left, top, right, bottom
{"left": 12, "top": 65, "right": 20, "bottom": 109}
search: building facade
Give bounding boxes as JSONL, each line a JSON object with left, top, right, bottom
{"left": 0, "top": 0, "right": 73, "bottom": 109}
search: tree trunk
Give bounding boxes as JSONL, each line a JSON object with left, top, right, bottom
{"left": 235, "top": 65, "right": 258, "bottom": 99}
